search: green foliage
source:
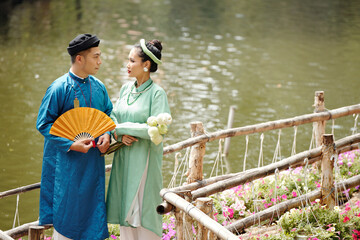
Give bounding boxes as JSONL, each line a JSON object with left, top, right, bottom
{"left": 277, "top": 200, "right": 360, "bottom": 240}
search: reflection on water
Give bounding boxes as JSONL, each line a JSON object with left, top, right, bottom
{"left": 1, "top": 0, "right": 360, "bottom": 229}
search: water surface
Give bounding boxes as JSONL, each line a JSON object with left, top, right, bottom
{"left": 1, "top": 0, "right": 360, "bottom": 230}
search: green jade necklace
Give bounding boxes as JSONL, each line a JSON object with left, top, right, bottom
{"left": 127, "top": 80, "right": 153, "bottom": 105}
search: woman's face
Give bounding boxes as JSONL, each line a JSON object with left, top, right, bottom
{"left": 127, "top": 48, "right": 146, "bottom": 78}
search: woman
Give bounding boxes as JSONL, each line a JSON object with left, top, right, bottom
{"left": 106, "top": 39, "right": 170, "bottom": 240}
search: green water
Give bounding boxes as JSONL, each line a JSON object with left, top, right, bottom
{"left": 1, "top": 0, "right": 360, "bottom": 230}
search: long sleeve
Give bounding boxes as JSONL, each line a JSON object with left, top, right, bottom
{"left": 36, "top": 82, "right": 73, "bottom": 152}
{"left": 115, "top": 122, "right": 150, "bottom": 139}
{"left": 114, "top": 86, "right": 171, "bottom": 140}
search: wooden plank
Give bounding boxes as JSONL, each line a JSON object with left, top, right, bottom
{"left": 0, "top": 183, "right": 40, "bottom": 199}
{"left": 0, "top": 230, "right": 14, "bottom": 240}
{"left": 162, "top": 104, "right": 360, "bottom": 155}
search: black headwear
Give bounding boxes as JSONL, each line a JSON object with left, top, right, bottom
{"left": 67, "top": 34, "right": 100, "bottom": 56}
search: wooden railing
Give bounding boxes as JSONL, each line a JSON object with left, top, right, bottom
{"left": 2, "top": 91, "right": 360, "bottom": 239}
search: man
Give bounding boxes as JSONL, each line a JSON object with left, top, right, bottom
{"left": 36, "top": 34, "right": 112, "bottom": 240}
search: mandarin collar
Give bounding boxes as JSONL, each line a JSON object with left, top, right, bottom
{"left": 134, "top": 78, "right": 153, "bottom": 92}
{"left": 69, "top": 71, "right": 89, "bottom": 83}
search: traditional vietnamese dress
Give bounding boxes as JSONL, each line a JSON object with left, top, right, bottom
{"left": 36, "top": 71, "right": 112, "bottom": 240}
{"left": 106, "top": 78, "right": 170, "bottom": 238}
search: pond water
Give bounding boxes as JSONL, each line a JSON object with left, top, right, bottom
{"left": 1, "top": 0, "right": 360, "bottom": 230}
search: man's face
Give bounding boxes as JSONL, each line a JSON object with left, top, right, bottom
{"left": 81, "top": 47, "right": 102, "bottom": 76}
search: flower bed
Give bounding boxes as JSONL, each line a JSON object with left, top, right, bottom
{"left": 159, "top": 149, "right": 360, "bottom": 240}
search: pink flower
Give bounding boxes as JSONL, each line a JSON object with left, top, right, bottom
{"left": 192, "top": 225, "right": 196, "bottom": 234}
{"left": 222, "top": 207, "right": 234, "bottom": 219}
{"left": 281, "top": 194, "right": 287, "bottom": 200}
{"left": 327, "top": 227, "right": 335, "bottom": 232}
{"left": 343, "top": 216, "right": 350, "bottom": 223}
{"left": 110, "top": 235, "right": 117, "bottom": 239}
{"left": 227, "top": 208, "right": 234, "bottom": 218}
{"left": 264, "top": 203, "right": 272, "bottom": 209}
{"left": 292, "top": 191, "right": 297, "bottom": 197}
{"left": 314, "top": 181, "right": 321, "bottom": 188}
{"left": 162, "top": 223, "right": 168, "bottom": 230}
{"left": 353, "top": 229, "right": 360, "bottom": 240}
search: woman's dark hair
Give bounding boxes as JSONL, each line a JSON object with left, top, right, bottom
{"left": 136, "top": 39, "right": 162, "bottom": 72}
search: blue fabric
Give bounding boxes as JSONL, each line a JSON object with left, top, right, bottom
{"left": 36, "top": 72, "right": 112, "bottom": 240}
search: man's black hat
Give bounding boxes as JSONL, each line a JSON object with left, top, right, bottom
{"left": 67, "top": 34, "right": 100, "bottom": 56}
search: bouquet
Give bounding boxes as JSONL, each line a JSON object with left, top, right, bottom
{"left": 147, "top": 113, "right": 172, "bottom": 145}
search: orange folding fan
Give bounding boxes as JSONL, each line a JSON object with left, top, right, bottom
{"left": 50, "top": 107, "right": 116, "bottom": 141}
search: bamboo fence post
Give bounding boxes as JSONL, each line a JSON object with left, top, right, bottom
{"left": 313, "top": 91, "right": 326, "bottom": 148}
{"left": 182, "top": 122, "right": 206, "bottom": 239}
{"left": 321, "top": 134, "right": 335, "bottom": 208}
{"left": 187, "top": 121, "right": 206, "bottom": 183}
{"left": 195, "top": 197, "right": 215, "bottom": 240}
{"left": 174, "top": 206, "right": 184, "bottom": 240}
{"left": 28, "top": 226, "right": 44, "bottom": 240}
{"left": 223, "top": 105, "right": 236, "bottom": 157}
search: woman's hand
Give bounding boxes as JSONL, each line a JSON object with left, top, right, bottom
{"left": 121, "top": 135, "right": 138, "bottom": 146}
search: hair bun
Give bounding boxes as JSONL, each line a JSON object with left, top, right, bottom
{"left": 149, "top": 39, "right": 162, "bottom": 52}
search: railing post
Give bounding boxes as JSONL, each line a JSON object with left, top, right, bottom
{"left": 196, "top": 197, "right": 215, "bottom": 240}
{"left": 28, "top": 226, "right": 44, "bottom": 240}
{"left": 313, "top": 91, "right": 326, "bottom": 148}
{"left": 185, "top": 122, "right": 206, "bottom": 238}
{"left": 321, "top": 134, "right": 335, "bottom": 208}
{"left": 174, "top": 206, "right": 184, "bottom": 240}
{"left": 223, "top": 105, "right": 237, "bottom": 157}
{"left": 187, "top": 121, "right": 205, "bottom": 183}
{"left": 175, "top": 121, "right": 206, "bottom": 240}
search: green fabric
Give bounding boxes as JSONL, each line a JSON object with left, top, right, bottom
{"left": 106, "top": 79, "right": 170, "bottom": 237}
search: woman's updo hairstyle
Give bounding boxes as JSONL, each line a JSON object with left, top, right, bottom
{"left": 136, "top": 39, "right": 162, "bottom": 72}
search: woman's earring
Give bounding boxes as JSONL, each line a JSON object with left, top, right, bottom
{"left": 144, "top": 67, "right": 148, "bottom": 72}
